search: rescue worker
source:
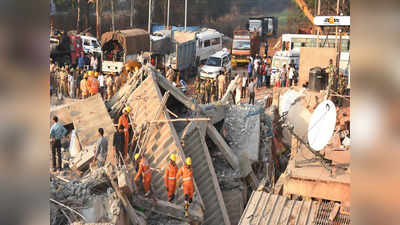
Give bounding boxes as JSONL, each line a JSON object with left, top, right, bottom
{"left": 87, "top": 71, "right": 99, "bottom": 96}
{"left": 118, "top": 106, "right": 131, "bottom": 158}
{"left": 80, "top": 73, "right": 89, "bottom": 99}
{"left": 166, "top": 65, "right": 176, "bottom": 83}
{"left": 199, "top": 81, "right": 205, "bottom": 104}
{"left": 210, "top": 80, "right": 217, "bottom": 103}
{"left": 113, "top": 73, "right": 121, "bottom": 94}
{"left": 164, "top": 154, "right": 178, "bottom": 202}
{"left": 106, "top": 74, "right": 114, "bottom": 100}
{"left": 59, "top": 67, "right": 67, "bottom": 96}
{"left": 177, "top": 157, "right": 194, "bottom": 217}
{"left": 134, "top": 153, "right": 152, "bottom": 197}
{"left": 325, "top": 59, "right": 337, "bottom": 93}
{"left": 217, "top": 71, "right": 226, "bottom": 100}
{"left": 204, "top": 80, "right": 211, "bottom": 104}
{"left": 337, "top": 72, "right": 346, "bottom": 95}
{"left": 193, "top": 76, "right": 200, "bottom": 101}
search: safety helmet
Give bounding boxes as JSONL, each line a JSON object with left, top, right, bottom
{"left": 89, "top": 71, "right": 94, "bottom": 76}
{"left": 170, "top": 154, "right": 176, "bottom": 162}
{"left": 134, "top": 153, "right": 140, "bottom": 161}
{"left": 185, "top": 157, "right": 192, "bottom": 166}
{"left": 95, "top": 72, "right": 99, "bottom": 77}
{"left": 123, "top": 106, "right": 131, "bottom": 113}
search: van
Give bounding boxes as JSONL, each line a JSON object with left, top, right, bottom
{"left": 195, "top": 29, "right": 223, "bottom": 64}
{"left": 199, "top": 49, "right": 231, "bottom": 79}
{"left": 79, "top": 35, "right": 102, "bottom": 55}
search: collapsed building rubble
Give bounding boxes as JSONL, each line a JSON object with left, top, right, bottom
{"left": 50, "top": 65, "right": 350, "bottom": 225}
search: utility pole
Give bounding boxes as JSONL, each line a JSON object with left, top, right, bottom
{"left": 130, "top": 0, "right": 134, "bottom": 27}
{"left": 167, "top": 0, "right": 170, "bottom": 28}
{"left": 111, "top": 0, "right": 115, "bottom": 32}
{"left": 316, "top": 0, "right": 321, "bottom": 48}
{"left": 184, "top": 0, "right": 187, "bottom": 31}
{"left": 335, "top": 0, "right": 339, "bottom": 48}
{"left": 148, "top": 0, "right": 152, "bottom": 33}
{"left": 96, "top": 0, "right": 100, "bottom": 39}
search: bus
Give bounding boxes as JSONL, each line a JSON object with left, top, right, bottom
{"left": 272, "top": 34, "right": 350, "bottom": 77}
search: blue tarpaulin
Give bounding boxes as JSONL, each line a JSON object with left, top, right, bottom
{"left": 152, "top": 25, "right": 199, "bottom": 33}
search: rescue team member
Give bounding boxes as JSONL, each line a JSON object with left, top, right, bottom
{"left": 80, "top": 73, "right": 88, "bottom": 99}
{"left": 164, "top": 154, "right": 178, "bottom": 202}
{"left": 134, "top": 153, "right": 152, "bottom": 197}
{"left": 217, "top": 71, "right": 226, "bottom": 100}
{"left": 118, "top": 106, "right": 131, "bottom": 158}
{"left": 87, "top": 71, "right": 99, "bottom": 96}
{"left": 177, "top": 157, "right": 194, "bottom": 217}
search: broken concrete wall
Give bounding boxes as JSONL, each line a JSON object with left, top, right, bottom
{"left": 222, "top": 105, "right": 261, "bottom": 163}
{"left": 299, "top": 47, "right": 336, "bottom": 87}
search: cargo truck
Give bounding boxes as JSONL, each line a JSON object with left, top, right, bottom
{"left": 231, "top": 29, "right": 260, "bottom": 67}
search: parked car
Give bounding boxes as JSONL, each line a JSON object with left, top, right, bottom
{"left": 199, "top": 48, "right": 231, "bottom": 79}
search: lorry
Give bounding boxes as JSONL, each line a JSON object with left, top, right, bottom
{"left": 169, "top": 30, "right": 197, "bottom": 78}
{"left": 101, "top": 29, "right": 150, "bottom": 74}
{"left": 231, "top": 29, "right": 260, "bottom": 67}
{"left": 247, "top": 16, "right": 278, "bottom": 39}
{"left": 50, "top": 31, "right": 83, "bottom": 66}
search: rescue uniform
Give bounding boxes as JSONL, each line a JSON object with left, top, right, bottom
{"left": 118, "top": 114, "right": 130, "bottom": 157}
{"left": 164, "top": 163, "right": 178, "bottom": 202}
{"left": 199, "top": 82, "right": 205, "bottom": 104}
{"left": 135, "top": 157, "right": 152, "bottom": 195}
{"left": 80, "top": 78, "right": 88, "bottom": 99}
{"left": 218, "top": 74, "right": 226, "bottom": 100}
{"left": 177, "top": 165, "right": 194, "bottom": 202}
{"left": 204, "top": 80, "right": 211, "bottom": 104}
{"left": 210, "top": 81, "right": 217, "bottom": 103}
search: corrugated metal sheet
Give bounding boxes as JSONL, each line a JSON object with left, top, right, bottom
{"left": 314, "top": 201, "right": 350, "bottom": 225}
{"left": 182, "top": 126, "right": 231, "bottom": 225}
{"left": 125, "top": 73, "right": 202, "bottom": 206}
{"left": 238, "top": 190, "right": 320, "bottom": 225}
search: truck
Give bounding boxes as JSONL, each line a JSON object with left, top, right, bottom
{"left": 169, "top": 30, "right": 197, "bottom": 78}
{"left": 247, "top": 16, "right": 278, "bottom": 39}
{"left": 100, "top": 29, "right": 150, "bottom": 74}
{"left": 50, "top": 31, "right": 83, "bottom": 66}
{"left": 231, "top": 29, "right": 260, "bottom": 67}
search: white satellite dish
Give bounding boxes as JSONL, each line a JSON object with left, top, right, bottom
{"left": 307, "top": 100, "right": 337, "bottom": 151}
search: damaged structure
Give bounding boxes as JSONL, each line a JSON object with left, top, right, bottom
{"left": 50, "top": 65, "right": 350, "bottom": 225}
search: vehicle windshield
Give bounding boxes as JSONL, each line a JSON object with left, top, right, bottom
{"left": 233, "top": 40, "right": 251, "bottom": 50}
{"left": 91, "top": 40, "right": 100, "bottom": 48}
{"left": 206, "top": 57, "right": 222, "bottom": 67}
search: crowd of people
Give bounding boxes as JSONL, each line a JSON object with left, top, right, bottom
{"left": 189, "top": 54, "right": 299, "bottom": 105}
{"left": 50, "top": 54, "right": 138, "bottom": 101}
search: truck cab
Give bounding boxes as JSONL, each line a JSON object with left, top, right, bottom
{"left": 200, "top": 49, "right": 231, "bottom": 80}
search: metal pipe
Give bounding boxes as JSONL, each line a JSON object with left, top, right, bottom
{"left": 148, "top": 0, "right": 152, "bottom": 33}
{"left": 167, "top": 0, "right": 170, "bottom": 28}
{"left": 184, "top": 0, "right": 187, "bottom": 31}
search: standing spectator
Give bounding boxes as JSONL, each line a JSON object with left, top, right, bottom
{"left": 76, "top": 69, "right": 83, "bottom": 98}
{"left": 265, "top": 64, "right": 271, "bottom": 88}
{"left": 113, "top": 125, "right": 126, "bottom": 166}
{"left": 91, "top": 54, "right": 98, "bottom": 72}
{"left": 248, "top": 60, "right": 253, "bottom": 78}
{"left": 280, "top": 64, "right": 287, "bottom": 88}
{"left": 84, "top": 53, "right": 90, "bottom": 69}
{"left": 288, "top": 65, "right": 295, "bottom": 87}
{"left": 217, "top": 71, "right": 226, "bottom": 100}
{"left": 256, "top": 61, "right": 263, "bottom": 88}
{"left": 98, "top": 72, "right": 105, "bottom": 98}
{"left": 248, "top": 78, "right": 256, "bottom": 105}
{"left": 94, "top": 128, "right": 108, "bottom": 168}
{"left": 50, "top": 116, "right": 67, "bottom": 172}
{"left": 241, "top": 72, "right": 248, "bottom": 98}
{"left": 261, "top": 61, "right": 267, "bottom": 87}
{"left": 235, "top": 74, "right": 242, "bottom": 105}
{"left": 77, "top": 52, "right": 85, "bottom": 70}
{"left": 106, "top": 74, "right": 114, "bottom": 100}
{"left": 68, "top": 68, "right": 75, "bottom": 98}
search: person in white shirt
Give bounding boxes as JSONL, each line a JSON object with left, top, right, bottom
{"left": 98, "top": 73, "right": 105, "bottom": 98}
{"left": 288, "top": 65, "right": 295, "bottom": 87}
{"left": 68, "top": 69, "right": 75, "bottom": 98}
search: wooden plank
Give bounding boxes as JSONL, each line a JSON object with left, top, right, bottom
{"left": 106, "top": 167, "right": 146, "bottom": 225}
{"left": 329, "top": 203, "right": 341, "bottom": 221}
{"left": 206, "top": 124, "right": 239, "bottom": 170}
{"left": 131, "top": 195, "right": 204, "bottom": 223}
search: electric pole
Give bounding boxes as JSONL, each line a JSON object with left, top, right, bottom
{"left": 130, "top": 0, "right": 134, "bottom": 28}
{"left": 184, "top": 0, "right": 187, "bottom": 31}
{"left": 148, "top": 0, "right": 152, "bottom": 33}
{"left": 111, "top": 0, "right": 115, "bottom": 32}
{"left": 167, "top": 0, "right": 170, "bottom": 28}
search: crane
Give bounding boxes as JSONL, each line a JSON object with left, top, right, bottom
{"left": 294, "top": 0, "right": 322, "bottom": 33}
